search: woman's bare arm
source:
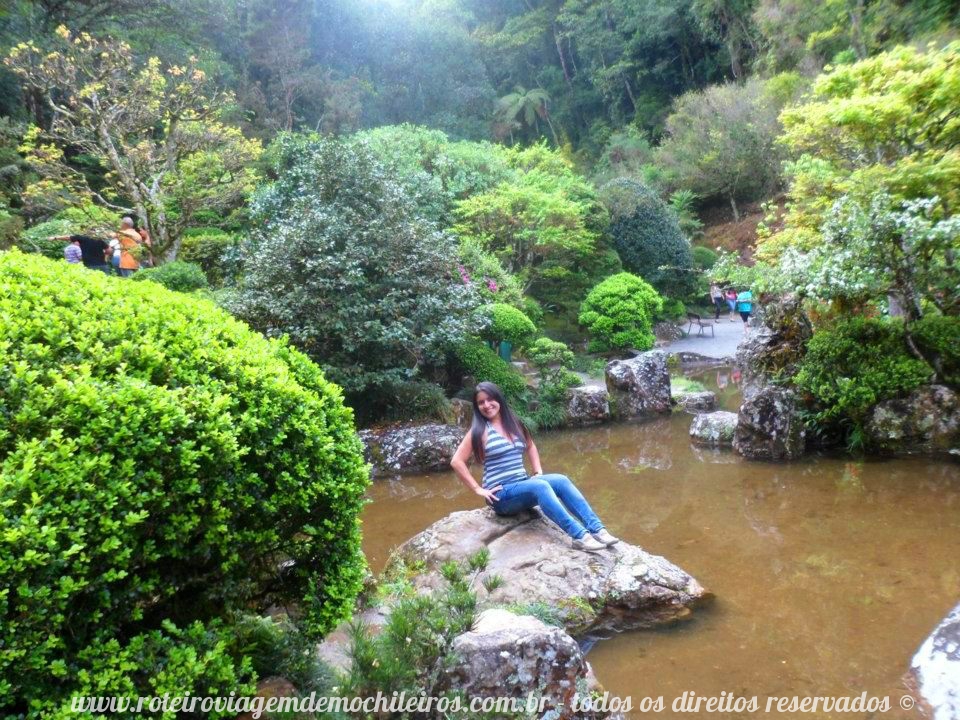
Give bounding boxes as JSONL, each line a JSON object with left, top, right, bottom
{"left": 526, "top": 436, "right": 544, "bottom": 476}
{"left": 451, "top": 432, "right": 501, "bottom": 503}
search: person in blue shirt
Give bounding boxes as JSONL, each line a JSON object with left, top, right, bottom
{"left": 736, "top": 289, "right": 754, "bottom": 330}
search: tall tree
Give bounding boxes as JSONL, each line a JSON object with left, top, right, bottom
{"left": 6, "top": 27, "right": 261, "bottom": 259}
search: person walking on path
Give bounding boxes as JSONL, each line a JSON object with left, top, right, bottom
{"left": 450, "top": 381, "right": 618, "bottom": 553}
{"left": 112, "top": 217, "right": 144, "bottom": 277}
{"left": 725, "top": 288, "right": 738, "bottom": 322}
{"left": 736, "top": 288, "right": 754, "bottom": 332}
{"left": 710, "top": 283, "right": 724, "bottom": 320}
{"left": 51, "top": 233, "right": 111, "bottom": 273}
{"left": 63, "top": 237, "right": 82, "bottom": 264}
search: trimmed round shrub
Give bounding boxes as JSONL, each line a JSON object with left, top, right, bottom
{"left": 133, "top": 260, "right": 209, "bottom": 292}
{"left": 794, "top": 317, "right": 933, "bottom": 429}
{"left": 656, "top": 297, "right": 687, "bottom": 322}
{"left": 600, "top": 179, "right": 697, "bottom": 299}
{"left": 453, "top": 338, "right": 527, "bottom": 403}
{"left": 477, "top": 303, "right": 537, "bottom": 347}
{"left": 0, "top": 250, "right": 369, "bottom": 713}
{"left": 578, "top": 272, "right": 664, "bottom": 352}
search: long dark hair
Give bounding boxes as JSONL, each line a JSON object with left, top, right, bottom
{"left": 470, "top": 381, "right": 531, "bottom": 464}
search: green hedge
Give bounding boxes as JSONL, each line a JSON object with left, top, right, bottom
{"left": 0, "top": 250, "right": 369, "bottom": 714}
{"left": 578, "top": 272, "right": 664, "bottom": 352}
{"left": 134, "top": 260, "right": 209, "bottom": 293}
{"left": 454, "top": 338, "right": 527, "bottom": 403}
{"left": 794, "top": 317, "right": 932, "bottom": 431}
{"left": 477, "top": 303, "right": 537, "bottom": 347}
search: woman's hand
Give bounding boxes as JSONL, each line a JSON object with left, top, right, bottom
{"left": 474, "top": 484, "right": 501, "bottom": 505}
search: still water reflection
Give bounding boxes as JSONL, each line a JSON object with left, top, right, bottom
{"left": 361, "top": 372, "right": 960, "bottom": 718}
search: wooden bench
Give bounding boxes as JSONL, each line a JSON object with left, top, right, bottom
{"left": 686, "top": 312, "right": 715, "bottom": 337}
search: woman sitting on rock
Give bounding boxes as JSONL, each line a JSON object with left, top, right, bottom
{"left": 450, "top": 381, "right": 618, "bottom": 553}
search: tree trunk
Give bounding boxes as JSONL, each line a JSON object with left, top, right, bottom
{"left": 729, "top": 195, "right": 740, "bottom": 222}
{"left": 849, "top": 0, "right": 867, "bottom": 60}
{"left": 553, "top": 26, "right": 573, "bottom": 87}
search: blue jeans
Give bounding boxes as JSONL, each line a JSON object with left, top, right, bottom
{"left": 491, "top": 473, "right": 603, "bottom": 540}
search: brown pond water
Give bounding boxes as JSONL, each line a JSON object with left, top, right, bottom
{"left": 361, "top": 369, "right": 960, "bottom": 718}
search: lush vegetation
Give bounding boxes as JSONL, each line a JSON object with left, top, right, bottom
{"left": 0, "top": 251, "right": 368, "bottom": 713}
{"left": 1, "top": 1, "right": 959, "bottom": 709}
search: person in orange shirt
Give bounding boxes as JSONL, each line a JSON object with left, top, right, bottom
{"left": 112, "top": 217, "right": 143, "bottom": 277}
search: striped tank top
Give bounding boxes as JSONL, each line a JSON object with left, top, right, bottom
{"left": 481, "top": 421, "right": 527, "bottom": 489}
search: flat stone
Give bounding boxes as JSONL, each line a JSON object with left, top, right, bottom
{"left": 386, "top": 508, "right": 709, "bottom": 635}
{"left": 690, "top": 411, "right": 738, "bottom": 446}
{"left": 909, "top": 601, "right": 960, "bottom": 720}
{"left": 673, "top": 390, "right": 717, "bottom": 413}
{"left": 359, "top": 423, "right": 463, "bottom": 478}
{"left": 865, "top": 385, "right": 960, "bottom": 457}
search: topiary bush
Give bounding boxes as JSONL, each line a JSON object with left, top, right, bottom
{"left": 600, "top": 179, "right": 697, "bottom": 299}
{"left": 453, "top": 338, "right": 527, "bottom": 403}
{"left": 133, "top": 260, "right": 209, "bottom": 293}
{"left": 476, "top": 303, "right": 537, "bottom": 348}
{"left": 578, "top": 272, "right": 664, "bottom": 352}
{"left": 692, "top": 245, "right": 717, "bottom": 271}
{"left": 793, "top": 317, "right": 933, "bottom": 434}
{"left": 0, "top": 250, "right": 369, "bottom": 714}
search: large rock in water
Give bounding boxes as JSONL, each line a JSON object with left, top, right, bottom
{"left": 734, "top": 386, "right": 806, "bottom": 461}
{"left": 387, "top": 508, "right": 708, "bottom": 635}
{"left": 359, "top": 423, "right": 462, "bottom": 478}
{"left": 605, "top": 351, "right": 672, "bottom": 420}
{"left": 690, "top": 411, "right": 738, "bottom": 446}
{"left": 441, "top": 609, "right": 620, "bottom": 720}
{"left": 566, "top": 385, "right": 611, "bottom": 427}
{"left": 672, "top": 390, "right": 717, "bottom": 413}
{"left": 735, "top": 295, "right": 813, "bottom": 402}
{"left": 865, "top": 385, "right": 960, "bottom": 457}
{"left": 909, "top": 601, "right": 960, "bottom": 720}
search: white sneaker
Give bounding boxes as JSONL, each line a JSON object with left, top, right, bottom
{"left": 572, "top": 535, "right": 607, "bottom": 552}
{"left": 592, "top": 529, "right": 619, "bottom": 546}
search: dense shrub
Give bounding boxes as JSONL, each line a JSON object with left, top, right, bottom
{"left": 692, "top": 245, "right": 717, "bottom": 271}
{"left": 16, "top": 218, "right": 74, "bottom": 259}
{"left": 793, "top": 317, "right": 933, "bottom": 433}
{"left": 178, "top": 228, "right": 238, "bottom": 286}
{"left": 600, "top": 179, "right": 697, "bottom": 299}
{"left": 0, "top": 250, "right": 369, "bottom": 713}
{"left": 133, "top": 260, "right": 209, "bottom": 293}
{"left": 912, "top": 314, "right": 960, "bottom": 387}
{"left": 657, "top": 298, "right": 687, "bottom": 323}
{"left": 477, "top": 303, "right": 537, "bottom": 347}
{"left": 453, "top": 338, "right": 527, "bottom": 403}
{"left": 228, "top": 134, "right": 479, "bottom": 415}
{"left": 578, "top": 272, "right": 664, "bottom": 352}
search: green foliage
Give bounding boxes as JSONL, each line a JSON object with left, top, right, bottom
{"left": 0, "top": 250, "right": 369, "bottom": 713}
{"left": 600, "top": 179, "right": 697, "bottom": 299}
{"left": 656, "top": 78, "right": 783, "bottom": 220}
{"left": 773, "top": 194, "right": 960, "bottom": 319}
{"left": 17, "top": 218, "right": 73, "bottom": 259}
{"left": 671, "top": 376, "right": 709, "bottom": 393}
{"left": 669, "top": 189, "right": 705, "bottom": 238}
{"left": 527, "top": 379, "right": 574, "bottom": 431}
{"left": 794, "top": 318, "right": 933, "bottom": 433}
{"left": 527, "top": 337, "right": 578, "bottom": 386}
{"left": 579, "top": 272, "right": 664, "bottom": 352}
{"left": 912, "top": 314, "right": 960, "bottom": 387}
{"left": 179, "top": 229, "right": 238, "bottom": 287}
{"left": 692, "top": 245, "right": 718, "bottom": 271}
{"left": 228, "top": 615, "right": 340, "bottom": 697}
{"left": 477, "top": 303, "right": 538, "bottom": 347}
{"left": 457, "top": 236, "right": 526, "bottom": 308}
{"left": 453, "top": 142, "right": 614, "bottom": 314}
{"left": 374, "top": 381, "right": 455, "bottom": 425}
{"left": 657, "top": 297, "right": 687, "bottom": 322}
{"left": 454, "top": 338, "right": 528, "bottom": 404}
{"left": 133, "top": 260, "right": 209, "bottom": 293}
{"left": 229, "top": 134, "right": 480, "bottom": 416}
{"left": 344, "top": 565, "right": 476, "bottom": 702}
{"left": 504, "top": 602, "right": 563, "bottom": 627}
{"left": 764, "top": 43, "right": 960, "bottom": 260}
